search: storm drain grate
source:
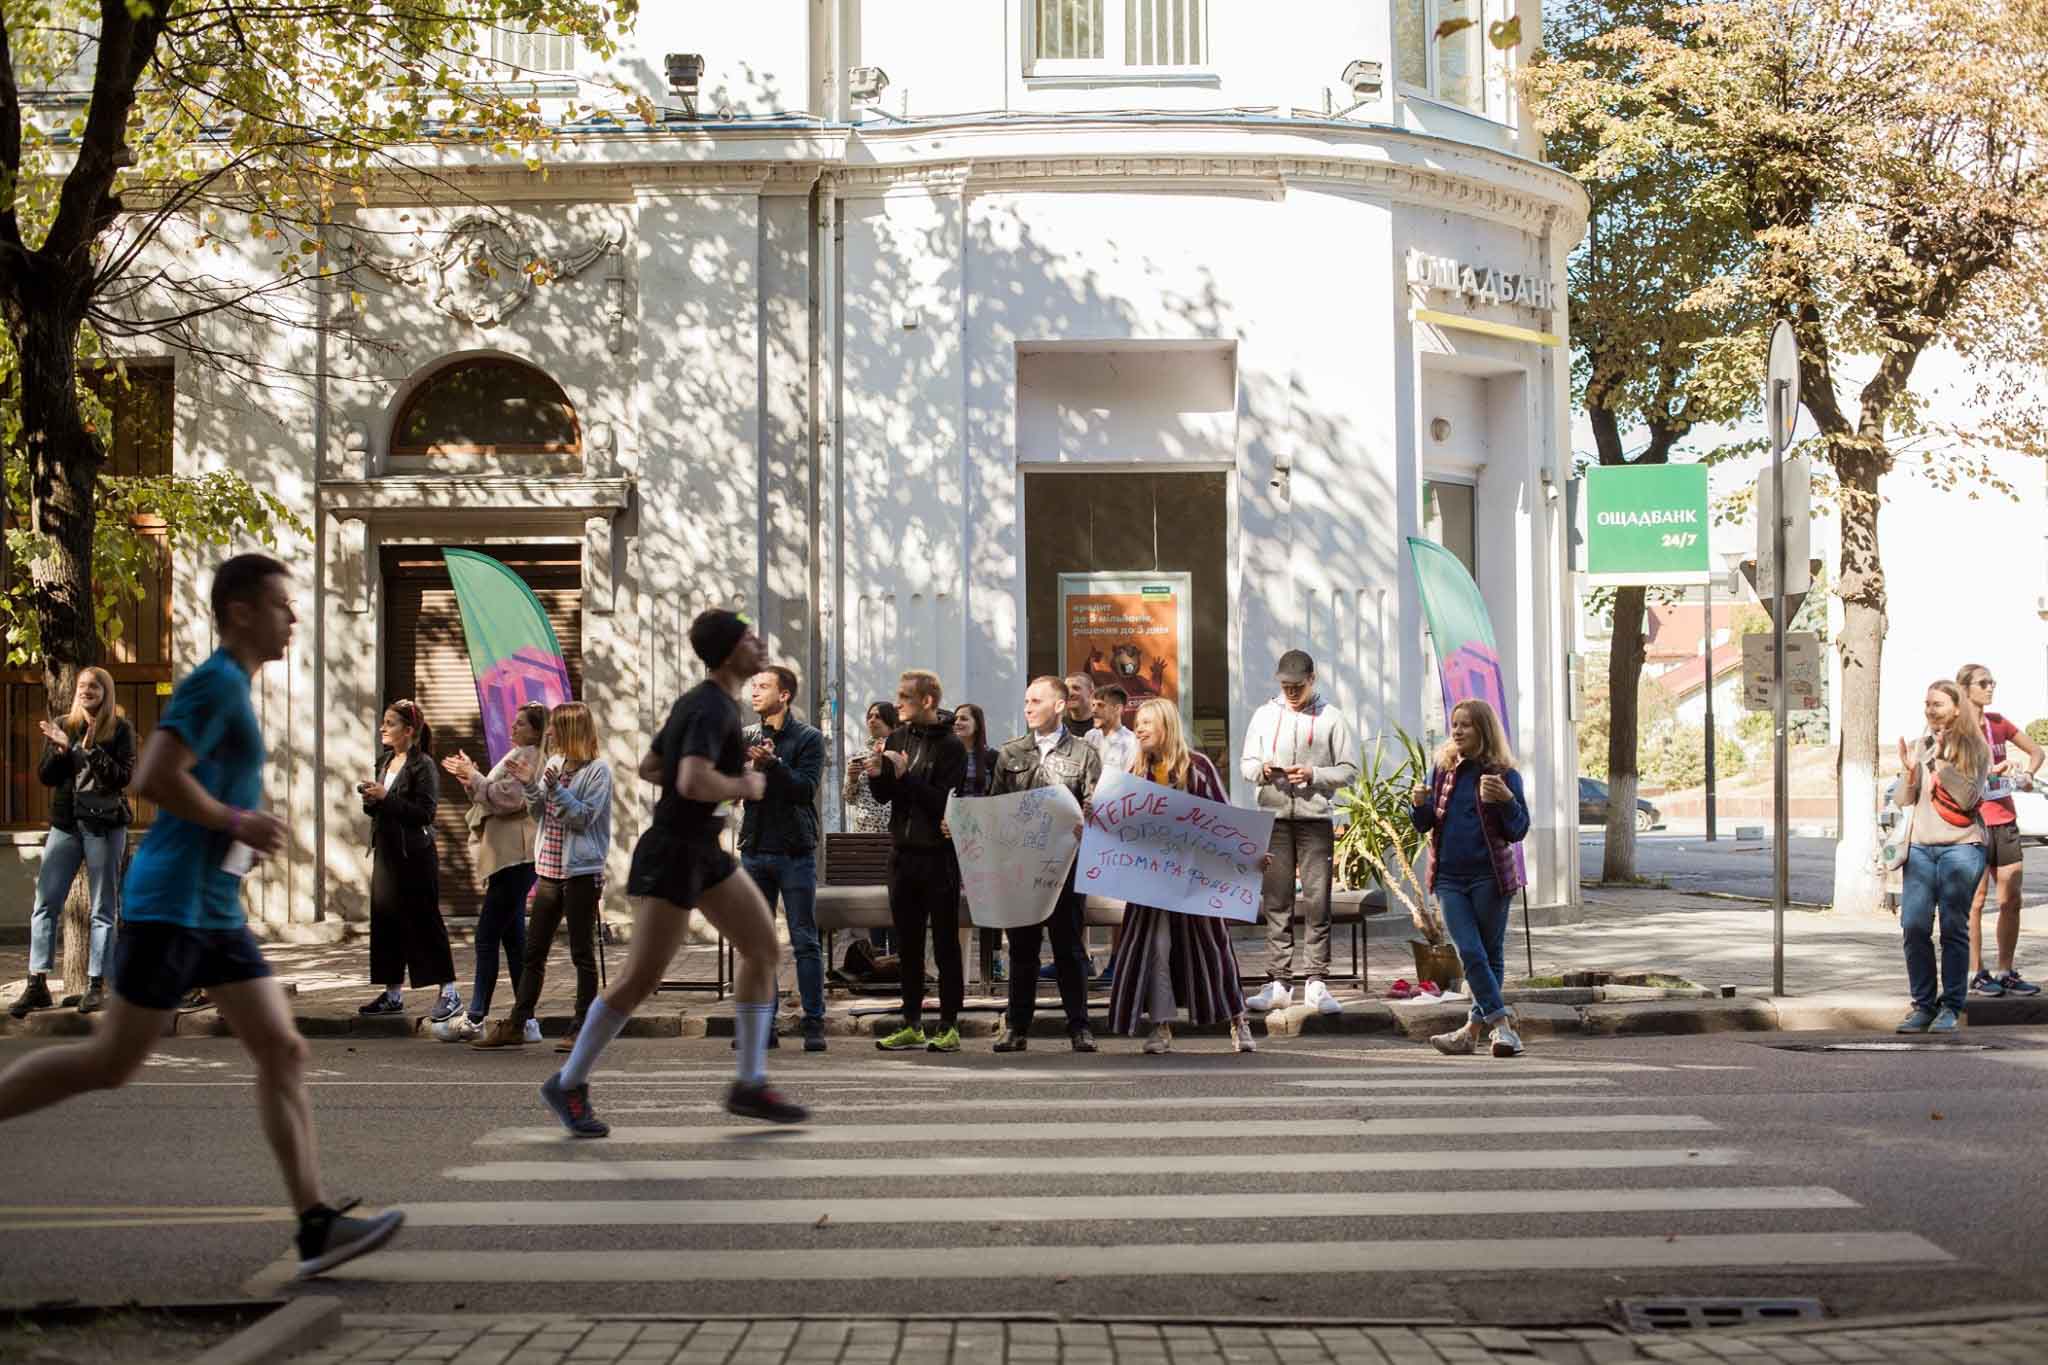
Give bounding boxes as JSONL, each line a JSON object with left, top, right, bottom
{"left": 1763, "top": 1040, "right": 1999, "bottom": 1052}
{"left": 1619, "top": 1297, "right": 1826, "bottom": 1332}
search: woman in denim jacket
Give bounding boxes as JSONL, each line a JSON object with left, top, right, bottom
{"left": 1410, "top": 698, "right": 1531, "bottom": 1058}
{"left": 476, "top": 702, "right": 612, "bottom": 1050}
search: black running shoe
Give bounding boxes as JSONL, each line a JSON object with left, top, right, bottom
{"left": 358, "top": 994, "right": 403, "bottom": 1016}
{"left": 724, "top": 1079, "right": 809, "bottom": 1124}
{"left": 540, "top": 1072, "right": 609, "bottom": 1138}
{"left": 1070, "top": 1027, "right": 1099, "bottom": 1053}
{"left": 295, "top": 1199, "right": 404, "bottom": 1279}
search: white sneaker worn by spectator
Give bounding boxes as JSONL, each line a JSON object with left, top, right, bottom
{"left": 1244, "top": 981, "right": 1293, "bottom": 1012}
{"left": 522, "top": 1019, "right": 543, "bottom": 1044}
{"left": 432, "top": 1016, "right": 479, "bottom": 1043}
{"left": 1303, "top": 980, "right": 1341, "bottom": 1015}
{"left": 1489, "top": 1020, "right": 1525, "bottom": 1057}
{"left": 1230, "top": 1017, "right": 1258, "bottom": 1053}
{"left": 1430, "top": 1022, "right": 1478, "bottom": 1056}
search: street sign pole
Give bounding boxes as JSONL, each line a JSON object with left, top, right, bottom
{"left": 1703, "top": 569, "right": 1717, "bottom": 843}
{"left": 1771, "top": 379, "right": 1789, "bottom": 996}
{"left": 1765, "top": 319, "right": 1800, "bottom": 999}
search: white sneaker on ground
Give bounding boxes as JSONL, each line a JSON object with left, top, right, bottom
{"left": 522, "top": 1018, "right": 543, "bottom": 1044}
{"left": 1244, "top": 981, "right": 1293, "bottom": 1012}
{"left": 1303, "top": 980, "right": 1342, "bottom": 1015}
{"left": 1230, "top": 1017, "right": 1258, "bottom": 1053}
{"left": 432, "top": 1016, "right": 479, "bottom": 1043}
{"left": 1142, "top": 1023, "right": 1173, "bottom": 1055}
{"left": 1430, "top": 1023, "right": 1477, "bottom": 1056}
{"left": 1489, "top": 1021, "right": 1525, "bottom": 1057}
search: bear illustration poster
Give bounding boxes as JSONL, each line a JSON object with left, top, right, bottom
{"left": 1058, "top": 572, "right": 1193, "bottom": 721}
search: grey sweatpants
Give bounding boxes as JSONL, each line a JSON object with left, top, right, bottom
{"left": 1259, "top": 818, "right": 1334, "bottom": 984}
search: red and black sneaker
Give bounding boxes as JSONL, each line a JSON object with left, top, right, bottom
{"left": 540, "top": 1072, "right": 610, "bottom": 1138}
{"left": 724, "top": 1079, "right": 809, "bottom": 1125}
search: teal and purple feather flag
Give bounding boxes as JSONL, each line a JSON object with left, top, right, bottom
{"left": 1406, "top": 536, "right": 1525, "bottom": 880}
{"left": 442, "top": 549, "right": 573, "bottom": 766}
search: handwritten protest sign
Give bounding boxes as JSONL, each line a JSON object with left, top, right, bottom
{"left": 1075, "top": 769, "right": 1273, "bottom": 922}
{"left": 946, "top": 784, "right": 1084, "bottom": 929}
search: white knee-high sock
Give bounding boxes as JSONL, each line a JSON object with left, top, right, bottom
{"left": 558, "top": 997, "right": 629, "bottom": 1089}
{"left": 734, "top": 1002, "right": 775, "bottom": 1085}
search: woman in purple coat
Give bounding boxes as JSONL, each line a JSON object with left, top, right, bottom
{"left": 1106, "top": 699, "right": 1260, "bottom": 1055}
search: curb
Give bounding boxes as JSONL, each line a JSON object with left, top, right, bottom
{"left": 187, "top": 1296, "right": 340, "bottom": 1365}
{"left": 9, "top": 992, "right": 2048, "bottom": 1045}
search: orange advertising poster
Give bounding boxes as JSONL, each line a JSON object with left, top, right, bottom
{"left": 1059, "top": 574, "right": 1191, "bottom": 717}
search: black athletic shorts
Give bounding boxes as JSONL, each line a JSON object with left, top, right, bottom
{"left": 112, "top": 921, "right": 272, "bottom": 1011}
{"left": 627, "top": 827, "right": 738, "bottom": 909}
{"left": 1986, "top": 821, "right": 2024, "bottom": 870}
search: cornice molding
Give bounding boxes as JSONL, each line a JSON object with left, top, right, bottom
{"left": 318, "top": 477, "right": 632, "bottom": 517}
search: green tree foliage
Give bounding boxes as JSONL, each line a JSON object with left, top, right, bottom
{"left": 1534, "top": 0, "right": 1756, "bottom": 882}
{"left": 0, "top": 0, "right": 642, "bottom": 700}
{"left": 1524, "top": 0, "right": 2048, "bottom": 912}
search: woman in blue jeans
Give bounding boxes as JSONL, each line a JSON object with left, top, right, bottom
{"left": 8, "top": 667, "right": 135, "bottom": 1019}
{"left": 1410, "top": 698, "right": 1531, "bottom": 1058}
{"left": 435, "top": 701, "right": 546, "bottom": 1042}
{"left": 1895, "top": 679, "right": 1990, "bottom": 1034}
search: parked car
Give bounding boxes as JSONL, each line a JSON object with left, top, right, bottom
{"left": 1579, "top": 777, "right": 1662, "bottom": 832}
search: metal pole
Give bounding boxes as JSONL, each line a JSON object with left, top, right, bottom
{"left": 1771, "top": 380, "right": 1790, "bottom": 997}
{"left": 1703, "top": 569, "right": 1717, "bottom": 843}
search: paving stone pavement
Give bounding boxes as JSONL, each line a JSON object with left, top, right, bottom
{"left": 277, "top": 1312, "right": 2048, "bottom": 1365}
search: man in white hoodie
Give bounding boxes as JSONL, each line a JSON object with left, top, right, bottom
{"left": 1240, "top": 650, "right": 1359, "bottom": 1015}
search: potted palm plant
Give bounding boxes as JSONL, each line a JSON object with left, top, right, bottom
{"left": 1334, "top": 731, "right": 1461, "bottom": 990}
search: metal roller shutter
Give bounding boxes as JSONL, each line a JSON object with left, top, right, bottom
{"left": 381, "top": 544, "right": 583, "bottom": 918}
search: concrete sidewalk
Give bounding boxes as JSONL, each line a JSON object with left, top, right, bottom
{"left": 266, "top": 1306, "right": 2048, "bottom": 1365}
{"left": 1, "top": 886, "right": 2037, "bottom": 1042}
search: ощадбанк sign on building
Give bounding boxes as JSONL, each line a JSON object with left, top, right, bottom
{"left": 1582, "top": 463, "right": 1712, "bottom": 586}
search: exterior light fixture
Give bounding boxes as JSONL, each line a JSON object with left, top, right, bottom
{"left": 847, "top": 66, "right": 891, "bottom": 103}
{"left": 665, "top": 52, "right": 703, "bottom": 118}
{"left": 1341, "top": 60, "right": 1384, "bottom": 97}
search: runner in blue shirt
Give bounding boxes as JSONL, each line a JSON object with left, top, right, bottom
{"left": 0, "top": 554, "right": 403, "bottom": 1279}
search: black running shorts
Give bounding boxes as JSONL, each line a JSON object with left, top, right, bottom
{"left": 627, "top": 827, "right": 738, "bottom": 909}
{"left": 1986, "top": 821, "right": 2024, "bottom": 870}
{"left": 112, "top": 921, "right": 273, "bottom": 1011}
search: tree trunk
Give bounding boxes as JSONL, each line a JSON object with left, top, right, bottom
{"left": 11, "top": 288, "right": 105, "bottom": 990}
{"left": 1602, "top": 585, "right": 1648, "bottom": 882}
{"left": 1831, "top": 453, "right": 1886, "bottom": 913}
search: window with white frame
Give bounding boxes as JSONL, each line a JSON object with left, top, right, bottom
{"left": 1030, "top": 0, "right": 1208, "bottom": 73}
{"left": 1393, "top": 0, "right": 1511, "bottom": 119}
{"left": 484, "top": 25, "right": 577, "bottom": 77}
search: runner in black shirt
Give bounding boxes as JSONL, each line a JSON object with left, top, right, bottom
{"left": 537, "top": 609, "right": 808, "bottom": 1138}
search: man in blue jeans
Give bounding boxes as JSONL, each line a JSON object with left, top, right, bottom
{"left": 741, "top": 664, "right": 828, "bottom": 1051}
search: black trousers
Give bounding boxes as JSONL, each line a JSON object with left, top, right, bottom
{"left": 511, "top": 874, "right": 599, "bottom": 1030}
{"left": 1005, "top": 882, "right": 1091, "bottom": 1034}
{"left": 889, "top": 845, "right": 962, "bottom": 1028}
{"left": 369, "top": 846, "right": 453, "bottom": 989}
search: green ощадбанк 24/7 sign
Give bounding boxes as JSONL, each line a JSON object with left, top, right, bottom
{"left": 1582, "top": 463, "right": 1711, "bottom": 586}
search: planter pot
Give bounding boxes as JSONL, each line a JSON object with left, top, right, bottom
{"left": 1409, "top": 939, "right": 1463, "bottom": 990}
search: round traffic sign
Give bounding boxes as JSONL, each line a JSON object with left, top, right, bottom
{"left": 1766, "top": 319, "right": 1800, "bottom": 447}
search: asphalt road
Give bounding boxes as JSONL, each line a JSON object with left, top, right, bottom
{"left": 1582, "top": 832, "right": 2048, "bottom": 907}
{"left": 2, "top": 1030, "right": 2044, "bottom": 1329}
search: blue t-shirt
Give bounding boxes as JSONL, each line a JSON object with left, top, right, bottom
{"left": 123, "top": 649, "right": 267, "bottom": 930}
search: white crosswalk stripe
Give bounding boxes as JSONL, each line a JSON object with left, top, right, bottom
{"left": 252, "top": 1054, "right": 1959, "bottom": 1297}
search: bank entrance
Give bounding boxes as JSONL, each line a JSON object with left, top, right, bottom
{"left": 1023, "top": 470, "right": 1231, "bottom": 766}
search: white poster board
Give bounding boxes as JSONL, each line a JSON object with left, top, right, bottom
{"left": 1075, "top": 769, "right": 1274, "bottom": 922}
{"left": 946, "top": 784, "right": 1084, "bottom": 930}
{"left": 1741, "top": 631, "right": 1823, "bottom": 711}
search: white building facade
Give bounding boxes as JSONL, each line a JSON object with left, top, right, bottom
{"left": 3, "top": 1, "right": 1590, "bottom": 935}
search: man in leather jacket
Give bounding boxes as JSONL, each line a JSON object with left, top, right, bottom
{"left": 992, "top": 675, "right": 1102, "bottom": 1054}
{"left": 866, "top": 669, "right": 969, "bottom": 1052}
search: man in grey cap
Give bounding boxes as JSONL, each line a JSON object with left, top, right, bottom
{"left": 1240, "top": 649, "right": 1358, "bottom": 1015}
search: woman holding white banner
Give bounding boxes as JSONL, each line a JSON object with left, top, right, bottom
{"left": 1106, "top": 699, "right": 1260, "bottom": 1055}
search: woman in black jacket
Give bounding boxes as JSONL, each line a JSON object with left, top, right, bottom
{"left": 8, "top": 666, "right": 135, "bottom": 1018}
{"left": 356, "top": 699, "right": 459, "bottom": 1021}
